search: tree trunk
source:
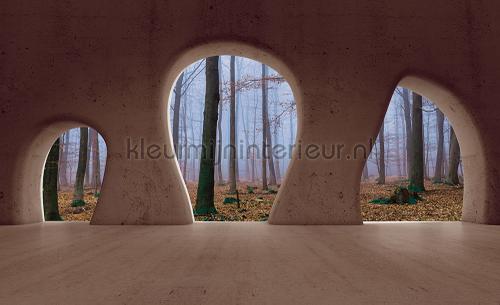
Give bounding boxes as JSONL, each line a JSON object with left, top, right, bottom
{"left": 194, "top": 56, "right": 220, "bottom": 215}
{"left": 172, "top": 72, "right": 185, "bottom": 157}
{"left": 88, "top": 130, "right": 95, "bottom": 187}
{"left": 402, "top": 88, "right": 412, "bottom": 177}
{"left": 424, "top": 109, "right": 431, "bottom": 179}
{"left": 373, "top": 137, "right": 380, "bottom": 176}
{"left": 274, "top": 134, "right": 281, "bottom": 183}
{"left": 273, "top": 92, "right": 281, "bottom": 183}
{"left": 386, "top": 123, "right": 391, "bottom": 177}
{"left": 401, "top": 106, "right": 407, "bottom": 177}
{"left": 262, "top": 66, "right": 277, "bottom": 186}
{"left": 241, "top": 95, "right": 251, "bottom": 181}
{"left": 394, "top": 103, "right": 402, "bottom": 177}
{"left": 72, "top": 127, "right": 89, "bottom": 207}
{"left": 229, "top": 56, "right": 237, "bottom": 193}
{"left": 252, "top": 94, "right": 258, "bottom": 183}
{"left": 58, "top": 132, "right": 69, "bottom": 187}
{"left": 43, "top": 138, "right": 62, "bottom": 220}
{"left": 182, "top": 91, "right": 189, "bottom": 180}
{"left": 378, "top": 120, "right": 386, "bottom": 184}
{"left": 235, "top": 57, "right": 241, "bottom": 182}
{"left": 289, "top": 103, "right": 295, "bottom": 170}
{"left": 90, "top": 128, "right": 101, "bottom": 194}
{"left": 190, "top": 106, "right": 197, "bottom": 181}
{"left": 290, "top": 104, "right": 295, "bottom": 145}
{"left": 265, "top": 113, "right": 277, "bottom": 185}
{"left": 67, "top": 133, "right": 73, "bottom": 185}
{"left": 216, "top": 60, "right": 224, "bottom": 185}
{"left": 362, "top": 163, "right": 369, "bottom": 181}
{"left": 410, "top": 93, "right": 425, "bottom": 191}
{"left": 446, "top": 126, "right": 461, "bottom": 185}
{"left": 261, "top": 64, "right": 269, "bottom": 190}
{"left": 84, "top": 131, "right": 91, "bottom": 187}
{"left": 433, "top": 109, "right": 445, "bottom": 182}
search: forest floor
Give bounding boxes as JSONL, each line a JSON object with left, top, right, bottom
{"left": 360, "top": 180, "right": 463, "bottom": 221}
{"left": 57, "top": 180, "right": 463, "bottom": 222}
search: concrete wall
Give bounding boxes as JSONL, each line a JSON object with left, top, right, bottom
{"left": 1, "top": 0, "right": 499, "bottom": 225}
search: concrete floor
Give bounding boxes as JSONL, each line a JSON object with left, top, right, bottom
{"left": 0, "top": 222, "right": 499, "bottom": 305}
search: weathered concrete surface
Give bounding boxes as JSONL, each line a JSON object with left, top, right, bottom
{"left": 1, "top": 1, "right": 500, "bottom": 224}
{"left": 0, "top": 222, "right": 499, "bottom": 304}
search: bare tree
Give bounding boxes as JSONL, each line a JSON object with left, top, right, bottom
{"left": 402, "top": 88, "right": 412, "bottom": 177}
{"left": 182, "top": 90, "right": 189, "bottom": 179}
{"left": 241, "top": 94, "right": 251, "bottom": 181}
{"left": 446, "top": 126, "right": 461, "bottom": 185}
{"left": 194, "top": 56, "right": 220, "bottom": 215}
{"left": 362, "top": 163, "right": 369, "bottom": 181}
{"left": 424, "top": 107, "right": 431, "bottom": 179}
{"left": 261, "top": 64, "right": 269, "bottom": 190}
{"left": 90, "top": 128, "right": 101, "bottom": 194}
{"left": 433, "top": 109, "right": 445, "bottom": 182}
{"left": 216, "top": 59, "right": 224, "bottom": 185}
{"left": 229, "top": 56, "right": 237, "bottom": 193}
{"left": 410, "top": 93, "right": 425, "bottom": 191}
{"left": 43, "top": 138, "right": 62, "bottom": 220}
{"left": 252, "top": 92, "right": 258, "bottom": 183}
{"left": 72, "top": 127, "right": 89, "bottom": 207}
{"left": 272, "top": 90, "right": 282, "bottom": 183}
{"left": 58, "top": 132, "right": 69, "bottom": 187}
{"left": 262, "top": 65, "right": 277, "bottom": 186}
{"left": 378, "top": 120, "right": 386, "bottom": 184}
{"left": 172, "top": 72, "right": 185, "bottom": 156}
{"left": 394, "top": 101, "right": 402, "bottom": 177}
{"left": 84, "top": 132, "right": 91, "bottom": 187}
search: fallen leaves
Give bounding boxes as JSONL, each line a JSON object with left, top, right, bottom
{"left": 57, "top": 180, "right": 463, "bottom": 222}
{"left": 360, "top": 181, "right": 463, "bottom": 221}
{"left": 186, "top": 183, "right": 275, "bottom": 221}
{"left": 58, "top": 190, "right": 98, "bottom": 221}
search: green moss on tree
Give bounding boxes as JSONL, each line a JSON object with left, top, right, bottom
{"left": 42, "top": 138, "right": 63, "bottom": 221}
{"left": 194, "top": 56, "right": 220, "bottom": 216}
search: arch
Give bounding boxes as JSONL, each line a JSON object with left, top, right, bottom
{"left": 160, "top": 41, "right": 303, "bottom": 220}
{"left": 161, "top": 41, "right": 303, "bottom": 109}
{"left": 17, "top": 118, "right": 109, "bottom": 223}
{"left": 398, "top": 75, "right": 489, "bottom": 223}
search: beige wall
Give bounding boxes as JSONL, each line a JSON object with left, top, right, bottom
{"left": 1, "top": 0, "right": 499, "bottom": 224}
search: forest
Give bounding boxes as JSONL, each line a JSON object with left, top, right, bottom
{"left": 42, "top": 56, "right": 463, "bottom": 222}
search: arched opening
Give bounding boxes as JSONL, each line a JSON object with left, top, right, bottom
{"left": 167, "top": 55, "right": 297, "bottom": 221}
{"left": 361, "top": 77, "right": 482, "bottom": 221}
{"left": 42, "top": 127, "right": 107, "bottom": 221}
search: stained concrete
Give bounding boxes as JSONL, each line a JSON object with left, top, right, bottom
{"left": 1, "top": 1, "right": 500, "bottom": 224}
{"left": 0, "top": 222, "right": 499, "bottom": 304}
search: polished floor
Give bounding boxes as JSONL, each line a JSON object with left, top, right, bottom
{"left": 0, "top": 222, "right": 499, "bottom": 305}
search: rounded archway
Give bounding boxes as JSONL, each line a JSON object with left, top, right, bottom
{"left": 166, "top": 54, "right": 298, "bottom": 221}
{"left": 7, "top": 120, "right": 109, "bottom": 224}
{"left": 360, "top": 75, "right": 490, "bottom": 223}
{"left": 399, "top": 76, "right": 489, "bottom": 223}
{"left": 42, "top": 127, "right": 108, "bottom": 221}
{"left": 361, "top": 85, "right": 464, "bottom": 221}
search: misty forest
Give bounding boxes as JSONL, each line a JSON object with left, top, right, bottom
{"left": 42, "top": 56, "right": 463, "bottom": 222}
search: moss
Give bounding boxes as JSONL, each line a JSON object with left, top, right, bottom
{"left": 370, "top": 186, "right": 422, "bottom": 205}
{"left": 45, "top": 212, "right": 63, "bottom": 221}
{"left": 71, "top": 199, "right": 86, "bottom": 207}
{"left": 408, "top": 184, "right": 425, "bottom": 193}
{"left": 223, "top": 197, "right": 240, "bottom": 205}
{"left": 193, "top": 206, "right": 217, "bottom": 216}
{"left": 246, "top": 185, "right": 255, "bottom": 194}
